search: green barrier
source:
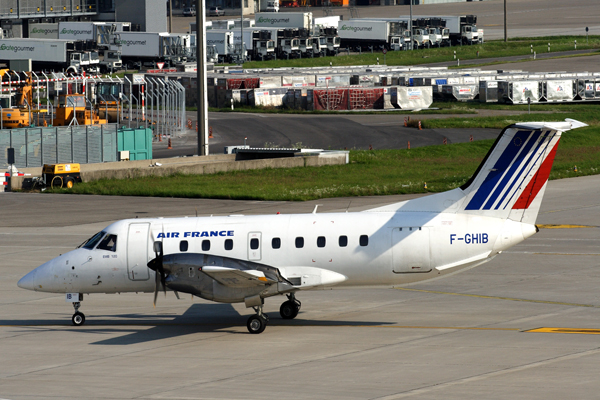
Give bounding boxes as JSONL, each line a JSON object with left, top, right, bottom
{"left": 117, "top": 128, "right": 153, "bottom": 160}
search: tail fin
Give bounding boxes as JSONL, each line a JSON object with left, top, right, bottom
{"left": 366, "top": 119, "right": 586, "bottom": 223}
{"left": 459, "top": 119, "right": 586, "bottom": 223}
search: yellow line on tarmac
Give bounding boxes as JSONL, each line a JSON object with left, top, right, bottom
{"left": 395, "top": 287, "right": 599, "bottom": 308}
{"left": 526, "top": 327, "right": 600, "bottom": 335}
{"left": 536, "top": 224, "right": 596, "bottom": 229}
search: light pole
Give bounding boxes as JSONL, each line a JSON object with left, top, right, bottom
{"left": 504, "top": 0, "right": 507, "bottom": 42}
{"left": 196, "top": 0, "right": 209, "bottom": 155}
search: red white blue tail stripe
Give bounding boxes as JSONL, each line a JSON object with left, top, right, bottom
{"left": 464, "top": 128, "right": 559, "bottom": 211}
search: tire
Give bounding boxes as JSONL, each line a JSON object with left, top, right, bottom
{"left": 72, "top": 312, "right": 86, "bottom": 326}
{"left": 280, "top": 300, "right": 299, "bottom": 320}
{"left": 247, "top": 315, "right": 267, "bottom": 334}
{"left": 64, "top": 177, "right": 75, "bottom": 189}
{"left": 51, "top": 176, "right": 63, "bottom": 189}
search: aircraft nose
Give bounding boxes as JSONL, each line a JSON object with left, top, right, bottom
{"left": 17, "top": 270, "right": 36, "bottom": 291}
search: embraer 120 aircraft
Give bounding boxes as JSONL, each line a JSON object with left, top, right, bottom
{"left": 18, "top": 119, "right": 586, "bottom": 333}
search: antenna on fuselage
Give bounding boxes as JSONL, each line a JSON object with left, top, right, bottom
{"left": 346, "top": 201, "right": 352, "bottom": 213}
{"left": 312, "top": 204, "right": 322, "bottom": 214}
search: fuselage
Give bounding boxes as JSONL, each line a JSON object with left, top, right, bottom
{"left": 21, "top": 209, "right": 535, "bottom": 299}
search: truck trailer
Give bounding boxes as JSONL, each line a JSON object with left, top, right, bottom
{"left": 339, "top": 20, "right": 405, "bottom": 51}
{"left": 117, "top": 32, "right": 189, "bottom": 67}
{"left": 0, "top": 38, "right": 99, "bottom": 72}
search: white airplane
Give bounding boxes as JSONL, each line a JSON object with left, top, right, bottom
{"left": 18, "top": 119, "right": 586, "bottom": 333}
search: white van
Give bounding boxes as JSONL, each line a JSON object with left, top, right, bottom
{"left": 266, "top": 1, "right": 279, "bottom": 12}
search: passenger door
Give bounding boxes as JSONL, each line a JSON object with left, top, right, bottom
{"left": 127, "top": 223, "right": 150, "bottom": 280}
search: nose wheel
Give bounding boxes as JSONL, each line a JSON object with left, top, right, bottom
{"left": 71, "top": 301, "right": 86, "bottom": 326}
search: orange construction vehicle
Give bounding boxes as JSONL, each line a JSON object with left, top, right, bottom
{"left": 52, "top": 93, "right": 107, "bottom": 126}
{"left": 0, "top": 70, "right": 38, "bottom": 129}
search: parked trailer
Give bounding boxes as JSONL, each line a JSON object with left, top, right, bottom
{"left": 338, "top": 20, "right": 404, "bottom": 51}
{"left": 117, "top": 32, "right": 188, "bottom": 67}
{"left": 0, "top": 38, "right": 99, "bottom": 72}
{"left": 255, "top": 12, "right": 313, "bottom": 29}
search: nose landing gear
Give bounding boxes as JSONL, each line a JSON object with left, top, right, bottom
{"left": 71, "top": 301, "right": 86, "bottom": 326}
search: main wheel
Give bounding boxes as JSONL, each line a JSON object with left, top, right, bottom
{"left": 280, "top": 300, "right": 299, "bottom": 320}
{"left": 64, "top": 177, "right": 75, "bottom": 189}
{"left": 247, "top": 315, "right": 267, "bottom": 334}
{"left": 72, "top": 312, "right": 86, "bottom": 326}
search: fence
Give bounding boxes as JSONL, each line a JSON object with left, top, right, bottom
{"left": 0, "top": 124, "right": 118, "bottom": 168}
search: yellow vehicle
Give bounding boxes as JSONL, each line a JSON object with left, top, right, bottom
{"left": 0, "top": 70, "right": 36, "bottom": 129}
{"left": 42, "top": 163, "right": 82, "bottom": 189}
{"left": 52, "top": 94, "right": 108, "bottom": 126}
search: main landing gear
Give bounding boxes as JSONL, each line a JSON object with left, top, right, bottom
{"left": 246, "top": 294, "right": 302, "bottom": 334}
{"left": 71, "top": 301, "right": 86, "bottom": 326}
{"left": 247, "top": 304, "right": 269, "bottom": 334}
{"left": 279, "top": 293, "right": 301, "bottom": 320}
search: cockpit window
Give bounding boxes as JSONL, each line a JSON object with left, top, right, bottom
{"left": 79, "top": 231, "right": 105, "bottom": 249}
{"left": 97, "top": 234, "right": 118, "bottom": 252}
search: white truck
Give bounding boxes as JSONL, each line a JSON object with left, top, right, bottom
{"left": 408, "top": 15, "right": 479, "bottom": 45}
{"left": 117, "top": 32, "right": 190, "bottom": 67}
{"left": 255, "top": 12, "right": 312, "bottom": 29}
{"left": 0, "top": 38, "right": 99, "bottom": 72}
{"left": 206, "top": 30, "right": 235, "bottom": 63}
{"left": 339, "top": 20, "right": 404, "bottom": 51}
{"left": 266, "top": 0, "right": 279, "bottom": 12}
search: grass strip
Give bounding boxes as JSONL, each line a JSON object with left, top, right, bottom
{"left": 47, "top": 124, "right": 600, "bottom": 201}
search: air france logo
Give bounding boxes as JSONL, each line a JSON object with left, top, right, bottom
{"left": 450, "top": 233, "right": 488, "bottom": 244}
{"left": 157, "top": 231, "right": 234, "bottom": 238}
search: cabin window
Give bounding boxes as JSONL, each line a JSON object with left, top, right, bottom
{"left": 180, "top": 240, "right": 188, "bottom": 252}
{"left": 339, "top": 235, "right": 348, "bottom": 247}
{"left": 272, "top": 237, "right": 281, "bottom": 249}
{"left": 202, "top": 240, "right": 211, "bottom": 251}
{"left": 97, "top": 234, "right": 117, "bottom": 252}
{"left": 295, "top": 237, "right": 304, "bottom": 248}
{"left": 224, "top": 239, "right": 233, "bottom": 251}
{"left": 317, "top": 236, "right": 326, "bottom": 248}
{"left": 360, "top": 235, "right": 369, "bottom": 247}
{"left": 250, "top": 238, "right": 259, "bottom": 250}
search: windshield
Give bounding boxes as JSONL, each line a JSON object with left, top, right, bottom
{"left": 79, "top": 231, "right": 105, "bottom": 249}
{"left": 97, "top": 234, "right": 118, "bottom": 252}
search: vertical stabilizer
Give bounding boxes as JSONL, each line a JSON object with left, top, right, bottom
{"left": 459, "top": 119, "right": 586, "bottom": 222}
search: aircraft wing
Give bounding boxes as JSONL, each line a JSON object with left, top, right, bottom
{"left": 199, "top": 266, "right": 278, "bottom": 288}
